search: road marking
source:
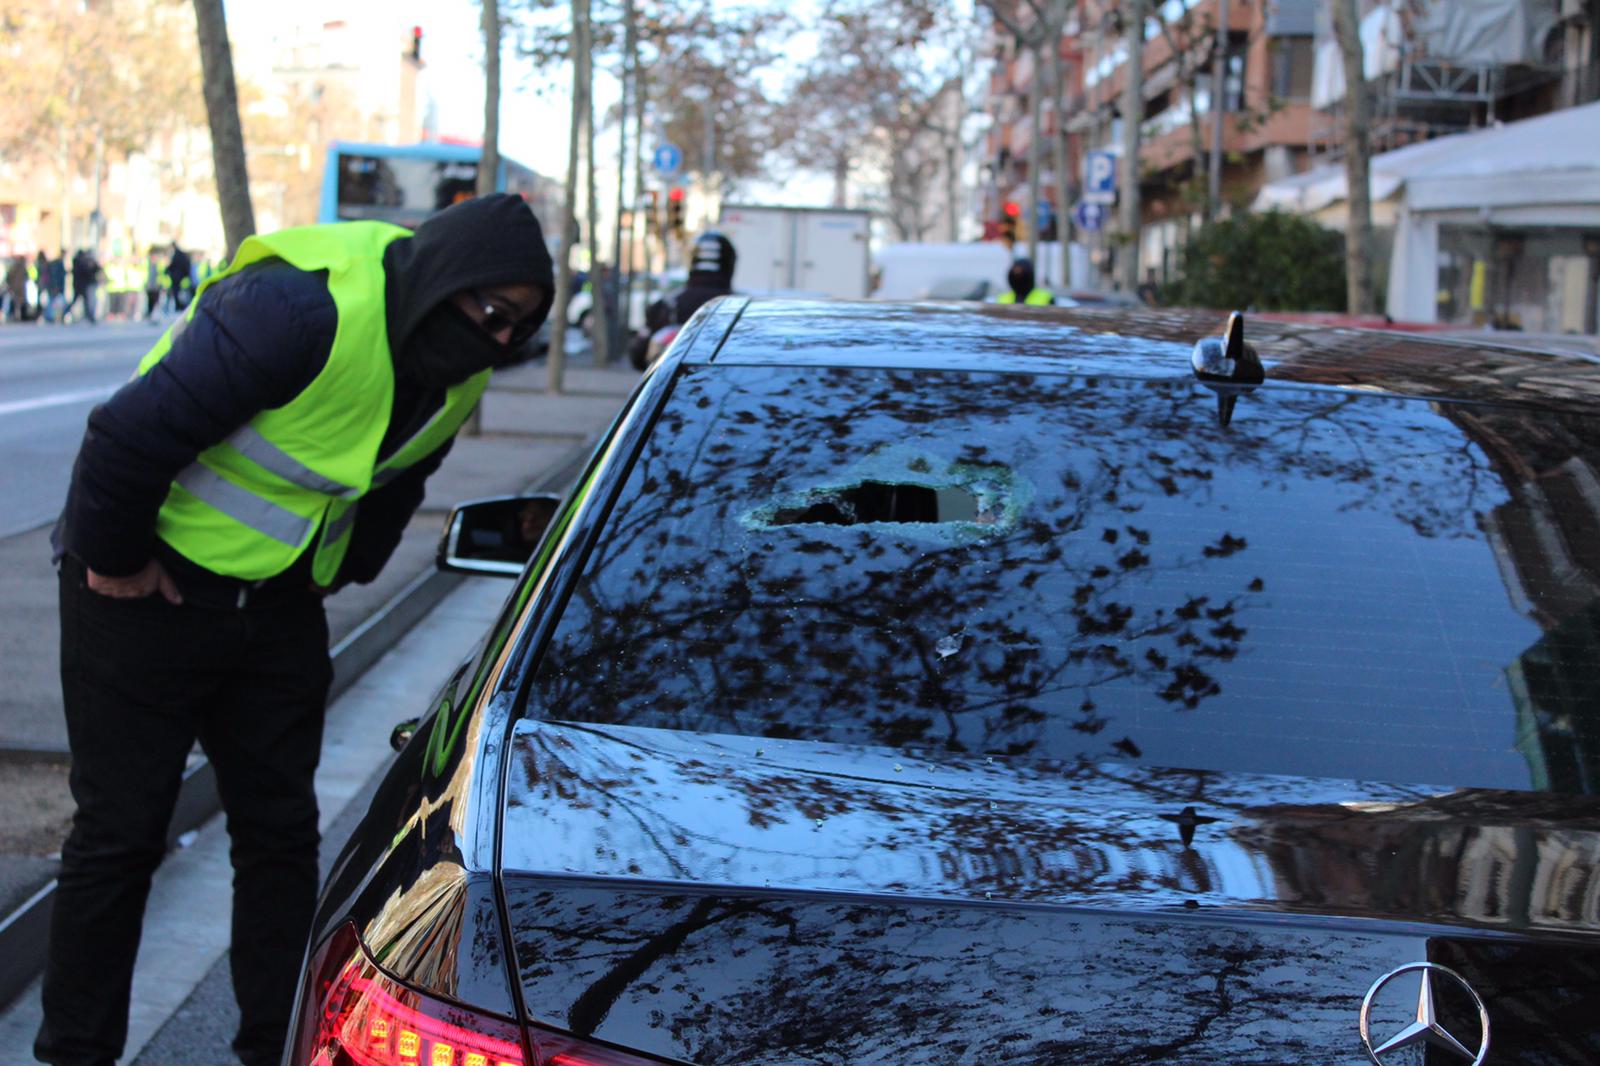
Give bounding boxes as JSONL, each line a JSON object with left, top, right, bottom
{"left": 0, "top": 385, "right": 116, "bottom": 417}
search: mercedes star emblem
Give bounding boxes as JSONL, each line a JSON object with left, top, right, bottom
{"left": 1358, "top": 962, "right": 1490, "bottom": 1065}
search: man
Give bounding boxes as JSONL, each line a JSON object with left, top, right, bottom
{"left": 165, "top": 242, "right": 193, "bottom": 312}
{"left": 44, "top": 251, "right": 66, "bottom": 323}
{"left": 4, "top": 255, "right": 28, "bottom": 321}
{"left": 66, "top": 248, "right": 101, "bottom": 323}
{"left": 645, "top": 230, "right": 736, "bottom": 332}
{"left": 634, "top": 231, "right": 736, "bottom": 365}
{"left": 997, "top": 257, "right": 1053, "bottom": 306}
{"left": 39, "top": 193, "right": 553, "bottom": 1066}
{"left": 143, "top": 246, "right": 164, "bottom": 321}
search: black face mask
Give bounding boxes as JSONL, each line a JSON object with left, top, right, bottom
{"left": 396, "top": 302, "right": 510, "bottom": 390}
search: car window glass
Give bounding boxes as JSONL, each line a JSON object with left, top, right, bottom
{"left": 525, "top": 364, "right": 1600, "bottom": 794}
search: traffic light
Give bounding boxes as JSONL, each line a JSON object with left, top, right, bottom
{"left": 667, "top": 187, "right": 686, "bottom": 235}
{"left": 999, "top": 201, "right": 1020, "bottom": 245}
{"left": 643, "top": 190, "right": 660, "bottom": 234}
{"left": 410, "top": 26, "right": 422, "bottom": 61}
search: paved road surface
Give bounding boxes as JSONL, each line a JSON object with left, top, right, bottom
{"left": 0, "top": 321, "right": 159, "bottom": 539}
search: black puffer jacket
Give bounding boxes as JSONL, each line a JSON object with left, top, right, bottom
{"left": 55, "top": 194, "right": 554, "bottom": 598}
{"left": 645, "top": 232, "right": 737, "bottom": 332}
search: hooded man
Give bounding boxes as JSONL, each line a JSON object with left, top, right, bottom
{"left": 645, "top": 230, "right": 737, "bottom": 333}
{"left": 39, "top": 194, "right": 554, "bottom": 1066}
{"left": 998, "top": 257, "right": 1054, "bottom": 306}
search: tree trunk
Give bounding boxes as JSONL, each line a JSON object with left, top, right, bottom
{"left": 192, "top": 0, "right": 255, "bottom": 257}
{"left": 479, "top": 0, "right": 501, "bottom": 198}
{"left": 463, "top": 0, "right": 502, "bottom": 439}
{"left": 1117, "top": 0, "right": 1144, "bottom": 293}
{"left": 611, "top": 0, "right": 632, "bottom": 348}
{"left": 1027, "top": 69, "right": 1042, "bottom": 266}
{"left": 583, "top": 1, "right": 611, "bottom": 368}
{"left": 1332, "top": 0, "right": 1375, "bottom": 314}
{"left": 548, "top": 0, "right": 588, "bottom": 394}
{"left": 1206, "top": 0, "right": 1229, "bottom": 220}
{"left": 630, "top": 17, "right": 648, "bottom": 330}
{"left": 1047, "top": 4, "right": 1071, "bottom": 290}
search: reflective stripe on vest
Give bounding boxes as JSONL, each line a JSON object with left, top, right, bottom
{"left": 223, "top": 424, "right": 362, "bottom": 498}
{"left": 174, "top": 465, "right": 314, "bottom": 547}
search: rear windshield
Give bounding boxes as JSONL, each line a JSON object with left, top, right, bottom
{"left": 525, "top": 364, "right": 1600, "bottom": 794}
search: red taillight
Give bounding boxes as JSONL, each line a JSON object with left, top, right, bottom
{"left": 292, "top": 924, "right": 663, "bottom": 1066}
{"left": 294, "top": 924, "right": 525, "bottom": 1066}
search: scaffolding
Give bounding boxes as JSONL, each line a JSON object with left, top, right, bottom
{"left": 1310, "top": 0, "right": 1564, "bottom": 158}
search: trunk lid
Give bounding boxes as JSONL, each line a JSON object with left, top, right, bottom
{"left": 499, "top": 720, "right": 1600, "bottom": 1063}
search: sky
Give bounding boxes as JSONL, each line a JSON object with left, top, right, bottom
{"left": 227, "top": 0, "right": 583, "bottom": 178}
{"left": 224, "top": 0, "right": 835, "bottom": 208}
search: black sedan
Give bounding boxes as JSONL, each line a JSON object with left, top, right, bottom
{"left": 287, "top": 299, "right": 1600, "bottom": 1066}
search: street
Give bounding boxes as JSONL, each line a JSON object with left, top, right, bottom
{"left": 0, "top": 322, "right": 152, "bottom": 539}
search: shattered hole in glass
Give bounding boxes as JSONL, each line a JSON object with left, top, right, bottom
{"left": 743, "top": 445, "right": 1030, "bottom": 543}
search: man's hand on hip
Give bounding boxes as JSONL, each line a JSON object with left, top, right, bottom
{"left": 86, "top": 560, "right": 184, "bottom": 604}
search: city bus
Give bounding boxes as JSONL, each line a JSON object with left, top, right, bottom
{"left": 318, "top": 140, "right": 560, "bottom": 235}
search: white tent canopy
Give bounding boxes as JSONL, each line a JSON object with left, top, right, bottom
{"left": 1252, "top": 101, "right": 1600, "bottom": 321}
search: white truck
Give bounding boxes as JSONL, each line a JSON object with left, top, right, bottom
{"left": 716, "top": 204, "right": 873, "bottom": 300}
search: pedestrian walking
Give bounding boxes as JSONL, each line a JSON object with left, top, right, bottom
{"left": 43, "top": 252, "right": 66, "bottom": 323}
{"left": 165, "top": 243, "right": 193, "bottom": 312}
{"left": 4, "top": 256, "right": 28, "bottom": 321}
{"left": 65, "top": 249, "right": 102, "bottom": 324}
{"left": 38, "top": 193, "right": 554, "bottom": 1066}
{"left": 143, "top": 247, "right": 163, "bottom": 321}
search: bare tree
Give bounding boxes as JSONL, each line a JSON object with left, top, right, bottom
{"left": 611, "top": 0, "right": 636, "bottom": 350}
{"left": 1117, "top": 0, "right": 1144, "bottom": 293}
{"left": 1206, "top": 0, "right": 1229, "bottom": 216}
{"left": 547, "top": 0, "right": 590, "bottom": 393}
{"left": 1331, "top": 0, "right": 1375, "bottom": 314}
{"left": 479, "top": 0, "right": 502, "bottom": 200}
{"left": 192, "top": 0, "right": 254, "bottom": 256}
{"left": 980, "top": 0, "right": 1074, "bottom": 289}
{"left": 1152, "top": 2, "right": 1215, "bottom": 222}
{"left": 584, "top": 7, "right": 611, "bottom": 367}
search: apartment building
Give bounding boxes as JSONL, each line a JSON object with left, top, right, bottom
{"left": 982, "top": 0, "right": 1318, "bottom": 287}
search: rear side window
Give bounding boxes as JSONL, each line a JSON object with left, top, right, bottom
{"left": 525, "top": 364, "right": 1597, "bottom": 793}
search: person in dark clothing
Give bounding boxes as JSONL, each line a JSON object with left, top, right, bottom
{"left": 143, "top": 247, "right": 164, "bottom": 320}
{"left": 644, "top": 231, "right": 736, "bottom": 333}
{"left": 998, "top": 257, "right": 1053, "bottom": 305}
{"left": 165, "top": 243, "right": 193, "bottom": 312}
{"left": 39, "top": 193, "right": 554, "bottom": 1066}
{"left": 43, "top": 253, "right": 66, "bottom": 322}
{"left": 65, "top": 249, "right": 101, "bottom": 323}
{"left": 4, "top": 256, "right": 28, "bottom": 320}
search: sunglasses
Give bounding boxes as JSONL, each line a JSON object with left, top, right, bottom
{"left": 467, "top": 288, "right": 540, "bottom": 346}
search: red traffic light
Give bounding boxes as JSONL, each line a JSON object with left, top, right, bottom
{"left": 1002, "top": 201, "right": 1021, "bottom": 218}
{"left": 668, "top": 186, "right": 685, "bottom": 202}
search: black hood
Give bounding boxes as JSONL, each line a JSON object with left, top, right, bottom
{"left": 383, "top": 193, "right": 555, "bottom": 354}
{"left": 1007, "top": 257, "right": 1035, "bottom": 298}
{"left": 686, "top": 232, "right": 736, "bottom": 289}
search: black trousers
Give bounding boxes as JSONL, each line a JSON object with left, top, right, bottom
{"left": 36, "top": 562, "right": 332, "bottom": 1066}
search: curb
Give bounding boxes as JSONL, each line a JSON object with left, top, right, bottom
{"left": 0, "top": 432, "right": 602, "bottom": 1013}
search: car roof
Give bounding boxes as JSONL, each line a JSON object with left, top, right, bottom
{"left": 687, "top": 298, "right": 1600, "bottom": 416}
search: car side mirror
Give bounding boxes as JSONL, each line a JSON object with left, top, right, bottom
{"left": 437, "top": 493, "right": 563, "bottom": 577}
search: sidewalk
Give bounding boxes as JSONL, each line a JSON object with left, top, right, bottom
{"left": 0, "top": 345, "right": 641, "bottom": 1019}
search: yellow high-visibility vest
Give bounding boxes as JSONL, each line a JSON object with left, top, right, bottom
{"left": 138, "top": 222, "right": 489, "bottom": 584}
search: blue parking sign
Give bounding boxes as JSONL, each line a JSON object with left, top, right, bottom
{"left": 1084, "top": 151, "right": 1117, "bottom": 204}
